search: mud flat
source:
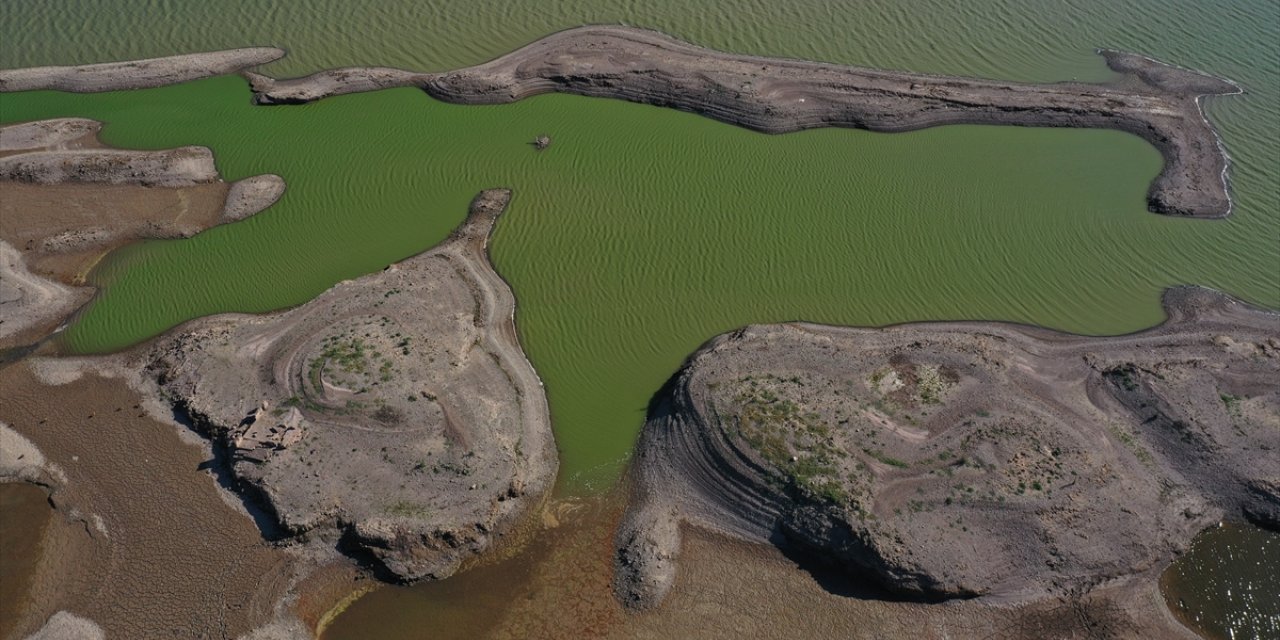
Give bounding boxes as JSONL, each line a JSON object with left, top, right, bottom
{"left": 243, "top": 25, "right": 1240, "bottom": 217}
{"left": 139, "top": 189, "right": 557, "bottom": 581}
{"left": 615, "top": 287, "right": 1279, "bottom": 611}
{"left": 0, "top": 360, "right": 304, "bottom": 639}
{"left": 0, "top": 119, "right": 283, "bottom": 350}
{"left": 0, "top": 47, "right": 284, "bottom": 92}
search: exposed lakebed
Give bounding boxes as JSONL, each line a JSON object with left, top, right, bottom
{"left": 0, "top": 483, "right": 52, "bottom": 639}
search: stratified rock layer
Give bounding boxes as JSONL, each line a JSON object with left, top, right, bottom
{"left": 245, "top": 26, "right": 1240, "bottom": 217}
{"left": 0, "top": 146, "right": 218, "bottom": 187}
{"left": 0, "top": 47, "right": 284, "bottom": 92}
{"left": 616, "top": 288, "right": 1279, "bottom": 609}
{"left": 143, "top": 189, "right": 556, "bottom": 581}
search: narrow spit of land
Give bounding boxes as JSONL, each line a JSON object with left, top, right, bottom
{"left": 0, "top": 26, "right": 1240, "bottom": 217}
{"left": 0, "top": 47, "right": 283, "bottom": 92}
{"left": 240, "top": 26, "right": 1240, "bottom": 218}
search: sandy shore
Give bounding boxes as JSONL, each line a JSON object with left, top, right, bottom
{"left": 240, "top": 26, "right": 1239, "bottom": 218}
{"left": 0, "top": 47, "right": 284, "bottom": 92}
{"left": 322, "top": 485, "right": 1200, "bottom": 640}
{"left": 617, "top": 287, "right": 1278, "bottom": 612}
{"left": 616, "top": 525, "right": 1201, "bottom": 640}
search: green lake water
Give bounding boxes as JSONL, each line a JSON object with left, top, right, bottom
{"left": 2, "top": 1, "right": 1278, "bottom": 636}
{"left": 2, "top": 0, "right": 1276, "bottom": 490}
{"left": 5, "top": 79, "right": 1276, "bottom": 488}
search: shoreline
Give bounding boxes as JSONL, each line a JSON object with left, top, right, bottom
{"left": 0, "top": 118, "right": 284, "bottom": 354}
{"left": 0, "top": 360, "right": 311, "bottom": 638}
{"left": 0, "top": 25, "right": 1268, "bottom": 639}
{"left": 0, "top": 26, "right": 1241, "bottom": 217}
{"left": 242, "top": 26, "right": 1240, "bottom": 218}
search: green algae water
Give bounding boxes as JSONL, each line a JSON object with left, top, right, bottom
{"left": 2, "top": 0, "right": 1277, "bottom": 492}
{"left": 5, "top": 79, "right": 1276, "bottom": 487}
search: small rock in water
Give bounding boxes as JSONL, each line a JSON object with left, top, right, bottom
{"left": 533, "top": 134, "right": 551, "bottom": 151}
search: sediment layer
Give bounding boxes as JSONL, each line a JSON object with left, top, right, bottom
{"left": 0, "top": 117, "right": 100, "bottom": 152}
{"left": 0, "top": 47, "right": 284, "bottom": 92}
{"left": 0, "top": 146, "right": 219, "bottom": 187}
{"left": 617, "top": 287, "right": 1279, "bottom": 609}
{"left": 243, "top": 26, "right": 1240, "bottom": 217}
{"left": 223, "top": 173, "right": 287, "bottom": 222}
{"left": 142, "top": 189, "right": 557, "bottom": 581}
{"left": 0, "top": 361, "right": 300, "bottom": 639}
{"left": 0, "top": 119, "right": 284, "bottom": 351}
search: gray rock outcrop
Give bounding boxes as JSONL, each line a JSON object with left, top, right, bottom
{"left": 617, "top": 287, "right": 1279, "bottom": 609}
{"left": 247, "top": 26, "right": 1240, "bottom": 217}
{"left": 142, "top": 189, "right": 557, "bottom": 581}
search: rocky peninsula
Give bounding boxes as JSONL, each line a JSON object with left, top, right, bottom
{"left": 243, "top": 26, "right": 1240, "bottom": 217}
{"left": 139, "top": 189, "right": 557, "bottom": 581}
{"left": 0, "top": 185, "right": 549, "bottom": 636}
{"left": 1, "top": 28, "right": 1242, "bottom": 217}
{"left": 616, "top": 287, "right": 1279, "bottom": 609}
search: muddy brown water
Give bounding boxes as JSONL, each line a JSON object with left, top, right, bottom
{"left": 321, "top": 491, "right": 629, "bottom": 639}
{"left": 1162, "top": 522, "right": 1280, "bottom": 640}
{"left": 0, "top": 482, "right": 52, "bottom": 639}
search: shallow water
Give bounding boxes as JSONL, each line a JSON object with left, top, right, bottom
{"left": 0, "top": 483, "right": 52, "bottom": 637}
{"left": 322, "top": 493, "right": 628, "bottom": 639}
{"left": 1162, "top": 523, "right": 1280, "bottom": 640}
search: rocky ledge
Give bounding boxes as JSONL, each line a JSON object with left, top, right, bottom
{"left": 615, "top": 287, "right": 1278, "bottom": 609}
{"left": 140, "top": 189, "right": 557, "bottom": 581}
{"left": 245, "top": 26, "right": 1240, "bottom": 217}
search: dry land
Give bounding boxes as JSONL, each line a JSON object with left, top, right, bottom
{"left": 0, "top": 189, "right": 550, "bottom": 639}
{"left": 0, "top": 360, "right": 306, "bottom": 639}
{"left": 139, "top": 189, "right": 557, "bottom": 582}
{"left": 1, "top": 112, "right": 551, "bottom": 635}
{"left": 0, "top": 31, "right": 1265, "bottom": 639}
{"left": 0, "top": 48, "right": 284, "bottom": 92}
{"left": 616, "top": 287, "right": 1279, "bottom": 615}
